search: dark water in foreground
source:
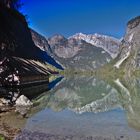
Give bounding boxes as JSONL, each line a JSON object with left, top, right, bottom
{"left": 1, "top": 75, "right": 140, "bottom": 140}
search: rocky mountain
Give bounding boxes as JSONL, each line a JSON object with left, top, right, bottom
{"left": 70, "top": 33, "right": 121, "bottom": 58}
{"left": 48, "top": 34, "right": 81, "bottom": 58}
{"left": 31, "top": 29, "right": 52, "bottom": 54}
{"left": 54, "top": 42, "right": 111, "bottom": 70}
{"left": 114, "top": 16, "right": 140, "bottom": 72}
{"left": 31, "top": 32, "right": 120, "bottom": 70}
{"left": 48, "top": 34, "right": 115, "bottom": 70}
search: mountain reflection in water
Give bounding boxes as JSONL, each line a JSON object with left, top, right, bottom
{"left": 1, "top": 75, "right": 140, "bottom": 139}
{"left": 16, "top": 75, "right": 140, "bottom": 140}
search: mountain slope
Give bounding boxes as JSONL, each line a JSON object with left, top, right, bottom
{"left": 31, "top": 29, "right": 52, "bottom": 54}
{"left": 114, "top": 16, "right": 140, "bottom": 73}
{"left": 30, "top": 29, "right": 120, "bottom": 71}
{"left": 48, "top": 35, "right": 112, "bottom": 70}
{"left": 54, "top": 42, "right": 112, "bottom": 70}
{"left": 70, "top": 33, "right": 121, "bottom": 58}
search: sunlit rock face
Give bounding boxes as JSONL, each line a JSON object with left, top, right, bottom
{"left": 31, "top": 29, "right": 52, "bottom": 54}
{"left": 48, "top": 34, "right": 82, "bottom": 59}
{"left": 31, "top": 30, "right": 120, "bottom": 70}
{"left": 49, "top": 33, "right": 120, "bottom": 58}
{"left": 70, "top": 33, "right": 121, "bottom": 58}
{"left": 48, "top": 34, "right": 112, "bottom": 70}
{"left": 16, "top": 95, "right": 33, "bottom": 107}
{"left": 114, "top": 16, "right": 140, "bottom": 71}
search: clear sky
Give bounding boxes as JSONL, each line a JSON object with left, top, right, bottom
{"left": 20, "top": 0, "right": 140, "bottom": 38}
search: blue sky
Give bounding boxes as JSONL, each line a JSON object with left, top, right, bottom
{"left": 21, "top": 0, "right": 140, "bottom": 38}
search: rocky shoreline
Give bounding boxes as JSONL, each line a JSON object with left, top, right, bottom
{"left": 15, "top": 130, "right": 132, "bottom": 140}
{"left": 0, "top": 96, "right": 32, "bottom": 140}
{"left": 0, "top": 123, "right": 21, "bottom": 140}
{"left": 0, "top": 109, "right": 21, "bottom": 140}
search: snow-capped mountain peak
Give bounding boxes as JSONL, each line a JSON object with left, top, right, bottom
{"left": 69, "top": 33, "right": 121, "bottom": 58}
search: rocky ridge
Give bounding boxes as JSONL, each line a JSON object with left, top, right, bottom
{"left": 114, "top": 16, "right": 140, "bottom": 72}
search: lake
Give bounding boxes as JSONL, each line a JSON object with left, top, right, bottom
{"left": 1, "top": 75, "right": 140, "bottom": 140}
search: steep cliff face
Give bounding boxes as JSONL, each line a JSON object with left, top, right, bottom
{"left": 48, "top": 33, "right": 120, "bottom": 59}
{"left": 48, "top": 35, "right": 84, "bottom": 58}
{"left": 114, "top": 16, "right": 140, "bottom": 72}
{"left": 0, "top": 4, "right": 63, "bottom": 70}
{"left": 31, "top": 29, "right": 52, "bottom": 54}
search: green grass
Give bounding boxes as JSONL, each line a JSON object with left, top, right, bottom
{"left": 0, "top": 135, "right": 5, "bottom": 140}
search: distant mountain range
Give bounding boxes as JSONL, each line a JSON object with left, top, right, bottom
{"left": 69, "top": 33, "right": 120, "bottom": 58}
{"left": 31, "top": 31, "right": 121, "bottom": 70}
{"left": 31, "top": 15, "right": 140, "bottom": 73}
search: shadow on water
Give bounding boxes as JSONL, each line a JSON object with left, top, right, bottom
{"left": 0, "top": 84, "right": 49, "bottom": 104}
{"left": 0, "top": 76, "right": 64, "bottom": 106}
{"left": 0, "top": 76, "right": 64, "bottom": 139}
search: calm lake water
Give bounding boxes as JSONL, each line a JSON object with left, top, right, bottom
{"left": 1, "top": 75, "right": 140, "bottom": 140}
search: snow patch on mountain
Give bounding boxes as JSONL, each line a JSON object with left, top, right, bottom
{"left": 114, "top": 51, "right": 130, "bottom": 68}
{"left": 69, "top": 33, "right": 121, "bottom": 58}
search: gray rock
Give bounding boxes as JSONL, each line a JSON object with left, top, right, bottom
{"left": 114, "top": 16, "right": 140, "bottom": 71}
{"left": 16, "top": 95, "right": 33, "bottom": 107}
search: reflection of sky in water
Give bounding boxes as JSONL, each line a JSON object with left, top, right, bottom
{"left": 25, "top": 109, "right": 140, "bottom": 139}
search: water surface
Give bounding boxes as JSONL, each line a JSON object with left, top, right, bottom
{"left": 1, "top": 75, "right": 140, "bottom": 140}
